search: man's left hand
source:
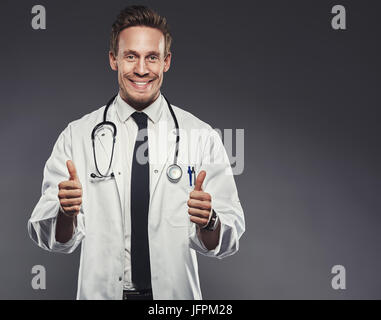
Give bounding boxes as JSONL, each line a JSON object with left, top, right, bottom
{"left": 187, "top": 170, "right": 212, "bottom": 228}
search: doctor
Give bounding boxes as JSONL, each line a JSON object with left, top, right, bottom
{"left": 28, "top": 5, "right": 245, "bottom": 300}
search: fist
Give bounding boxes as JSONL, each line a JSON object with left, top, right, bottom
{"left": 58, "top": 160, "right": 82, "bottom": 217}
{"left": 187, "top": 170, "right": 212, "bottom": 228}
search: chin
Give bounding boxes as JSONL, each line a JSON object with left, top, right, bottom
{"left": 132, "top": 94, "right": 151, "bottom": 104}
{"left": 125, "top": 91, "right": 157, "bottom": 108}
{"left": 125, "top": 92, "right": 157, "bottom": 106}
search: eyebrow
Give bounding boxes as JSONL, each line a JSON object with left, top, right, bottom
{"left": 122, "top": 50, "right": 161, "bottom": 57}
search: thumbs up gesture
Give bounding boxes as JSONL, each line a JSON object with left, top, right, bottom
{"left": 187, "top": 170, "right": 212, "bottom": 228}
{"left": 58, "top": 160, "right": 83, "bottom": 217}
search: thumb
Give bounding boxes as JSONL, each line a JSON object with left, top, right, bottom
{"left": 194, "top": 170, "right": 206, "bottom": 191}
{"left": 66, "top": 160, "right": 79, "bottom": 181}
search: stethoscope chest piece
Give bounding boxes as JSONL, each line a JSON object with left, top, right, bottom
{"left": 166, "top": 164, "right": 182, "bottom": 183}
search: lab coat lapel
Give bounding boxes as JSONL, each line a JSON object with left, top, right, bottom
{"left": 149, "top": 107, "right": 176, "bottom": 206}
{"left": 109, "top": 113, "right": 125, "bottom": 216}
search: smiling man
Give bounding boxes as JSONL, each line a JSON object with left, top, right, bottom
{"left": 111, "top": 26, "right": 168, "bottom": 109}
{"left": 28, "top": 5, "right": 245, "bottom": 300}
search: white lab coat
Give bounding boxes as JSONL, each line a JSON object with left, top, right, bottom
{"left": 28, "top": 97, "right": 245, "bottom": 300}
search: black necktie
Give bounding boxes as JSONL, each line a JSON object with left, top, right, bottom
{"left": 130, "top": 111, "right": 151, "bottom": 290}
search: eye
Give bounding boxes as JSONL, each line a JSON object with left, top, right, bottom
{"left": 148, "top": 55, "right": 158, "bottom": 61}
{"left": 126, "top": 55, "right": 135, "bottom": 61}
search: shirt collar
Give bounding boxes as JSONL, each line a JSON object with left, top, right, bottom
{"left": 115, "top": 92, "right": 164, "bottom": 124}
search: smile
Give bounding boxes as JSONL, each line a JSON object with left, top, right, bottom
{"left": 129, "top": 79, "right": 154, "bottom": 90}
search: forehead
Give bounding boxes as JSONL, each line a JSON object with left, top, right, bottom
{"left": 118, "top": 26, "right": 165, "bottom": 55}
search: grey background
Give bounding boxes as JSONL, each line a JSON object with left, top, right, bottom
{"left": 0, "top": 0, "right": 380, "bottom": 299}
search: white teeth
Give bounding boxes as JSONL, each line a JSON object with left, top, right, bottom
{"left": 134, "top": 82, "right": 148, "bottom": 85}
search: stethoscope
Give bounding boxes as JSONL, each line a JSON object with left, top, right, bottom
{"left": 90, "top": 94, "right": 183, "bottom": 183}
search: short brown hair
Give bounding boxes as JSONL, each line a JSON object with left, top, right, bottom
{"left": 110, "top": 5, "right": 172, "bottom": 57}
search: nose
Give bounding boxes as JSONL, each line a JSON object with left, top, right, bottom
{"left": 134, "top": 57, "right": 149, "bottom": 77}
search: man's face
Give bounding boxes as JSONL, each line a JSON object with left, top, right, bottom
{"left": 109, "top": 26, "right": 171, "bottom": 109}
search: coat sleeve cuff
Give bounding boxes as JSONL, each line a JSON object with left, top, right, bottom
{"left": 49, "top": 212, "right": 81, "bottom": 253}
{"left": 188, "top": 208, "right": 226, "bottom": 257}
{"left": 28, "top": 200, "right": 84, "bottom": 254}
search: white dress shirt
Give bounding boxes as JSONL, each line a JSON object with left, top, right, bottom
{"left": 114, "top": 92, "right": 164, "bottom": 290}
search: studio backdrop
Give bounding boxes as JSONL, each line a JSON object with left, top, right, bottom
{"left": 0, "top": 0, "right": 380, "bottom": 299}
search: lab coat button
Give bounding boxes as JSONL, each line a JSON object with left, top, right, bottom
{"left": 119, "top": 276, "right": 122, "bottom": 281}
{"left": 154, "top": 169, "right": 158, "bottom": 174}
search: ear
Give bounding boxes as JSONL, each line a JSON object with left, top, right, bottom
{"left": 109, "top": 51, "right": 118, "bottom": 71}
{"left": 163, "top": 52, "right": 172, "bottom": 73}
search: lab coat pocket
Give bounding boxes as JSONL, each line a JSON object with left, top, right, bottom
{"left": 165, "top": 163, "right": 195, "bottom": 228}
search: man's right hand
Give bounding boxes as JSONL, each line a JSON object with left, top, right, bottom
{"left": 58, "top": 160, "right": 82, "bottom": 217}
